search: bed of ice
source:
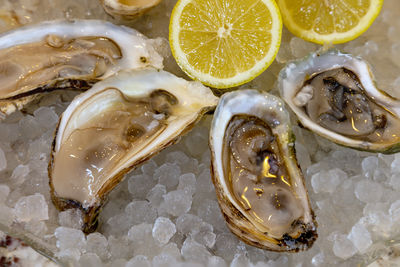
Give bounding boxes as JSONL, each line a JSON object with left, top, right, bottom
{"left": 0, "top": 0, "right": 400, "bottom": 266}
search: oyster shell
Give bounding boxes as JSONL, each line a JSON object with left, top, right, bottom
{"left": 209, "top": 90, "right": 317, "bottom": 252}
{"left": 49, "top": 68, "right": 218, "bottom": 233}
{"left": 279, "top": 50, "right": 400, "bottom": 153}
{"left": 0, "top": 19, "right": 163, "bottom": 117}
{"left": 99, "top": 0, "right": 161, "bottom": 20}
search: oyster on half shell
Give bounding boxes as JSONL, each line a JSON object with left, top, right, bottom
{"left": 0, "top": 19, "right": 163, "bottom": 118}
{"left": 209, "top": 90, "right": 317, "bottom": 252}
{"left": 49, "top": 68, "right": 218, "bottom": 233}
{"left": 99, "top": 0, "right": 162, "bottom": 20}
{"left": 279, "top": 50, "right": 400, "bottom": 153}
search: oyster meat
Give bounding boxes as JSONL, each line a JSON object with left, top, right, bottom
{"left": 100, "top": 0, "right": 161, "bottom": 20}
{"left": 49, "top": 68, "right": 218, "bottom": 233}
{"left": 0, "top": 19, "right": 163, "bottom": 117}
{"left": 209, "top": 90, "right": 317, "bottom": 252}
{"left": 279, "top": 50, "right": 400, "bottom": 153}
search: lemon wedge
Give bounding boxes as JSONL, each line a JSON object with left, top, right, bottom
{"left": 169, "top": 0, "right": 282, "bottom": 89}
{"left": 277, "top": 0, "right": 383, "bottom": 44}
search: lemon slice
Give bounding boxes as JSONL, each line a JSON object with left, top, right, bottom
{"left": 277, "top": 0, "right": 383, "bottom": 44}
{"left": 169, "top": 0, "right": 282, "bottom": 89}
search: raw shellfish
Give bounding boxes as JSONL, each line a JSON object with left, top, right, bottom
{"left": 100, "top": 0, "right": 162, "bottom": 20}
{"left": 49, "top": 68, "right": 218, "bottom": 233}
{"left": 279, "top": 50, "right": 400, "bottom": 153}
{"left": 209, "top": 90, "right": 317, "bottom": 252}
{"left": 0, "top": 19, "right": 163, "bottom": 117}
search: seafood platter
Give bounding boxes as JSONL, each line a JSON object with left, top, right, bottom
{"left": 0, "top": 0, "right": 399, "bottom": 266}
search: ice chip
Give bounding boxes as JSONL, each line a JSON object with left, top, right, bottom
{"left": 355, "top": 180, "right": 383, "bottom": 203}
{"left": 389, "top": 174, "right": 400, "bottom": 191}
{"left": 128, "top": 223, "right": 153, "bottom": 243}
{"left": 176, "top": 214, "right": 203, "bottom": 235}
{"left": 125, "top": 200, "right": 157, "bottom": 225}
{"left": 311, "top": 169, "right": 345, "bottom": 194}
{"left": 197, "top": 200, "right": 225, "bottom": 231}
{"left": 14, "top": 193, "right": 48, "bottom": 222}
{"left": 79, "top": 253, "right": 102, "bottom": 267}
{"left": 10, "top": 165, "right": 30, "bottom": 186}
{"left": 215, "top": 233, "right": 239, "bottom": 262}
{"left": 161, "top": 190, "right": 192, "bottom": 217}
{"left": 106, "top": 213, "right": 132, "bottom": 236}
{"left": 208, "top": 256, "right": 228, "bottom": 267}
{"left": 128, "top": 174, "right": 157, "bottom": 199}
{"left": 109, "top": 259, "right": 128, "bottom": 267}
{"left": 391, "top": 43, "right": 400, "bottom": 67}
{"left": 0, "top": 204, "right": 15, "bottom": 226}
{"left": 141, "top": 159, "right": 158, "bottom": 176}
{"left": 0, "top": 123, "right": 19, "bottom": 143}
{"left": 362, "top": 156, "right": 379, "bottom": 177}
{"left": 0, "top": 147, "right": 7, "bottom": 171}
{"left": 177, "top": 173, "right": 196, "bottom": 196}
{"left": 18, "top": 115, "right": 43, "bottom": 140}
{"left": 184, "top": 126, "right": 209, "bottom": 157}
{"left": 55, "top": 248, "right": 81, "bottom": 261}
{"left": 311, "top": 252, "right": 325, "bottom": 266}
{"left": 194, "top": 230, "right": 216, "bottom": 248}
{"left": 294, "top": 141, "right": 311, "bottom": 170}
{"left": 24, "top": 220, "right": 47, "bottom": 236}
{"left": 230, "top": 253, "right": 252, "bottom": 267}
{"left": 196, "top": 168, "right": 214, "bottom": 194}
{"left": 276, "top": 42, "right": 292, "bottom": 64}
{"left": 153, "top": 254, "right": 179, "bottom": 267}
{"left": 181, "top": 237, "right": 211, "bottom": 264}
{"left": 389, "top": 200, "right": 400, "bottom": 221}
{"left": 390, "top": 157, "right": 400, "bottom": 174}
{"left": 58, "top": 208, "right": 84, "bottom": 229}
{"left": 290, "top": 37, "right": 318, "bottom": 58}
{"left": 55, "top": 227, "right": 86, "bottom": 251}
{"left": 161, "top": 243, "right": 181, "bottom": 260}
{"left": 108, "top": 236, "right": 132, "bottom": 260}
{"left": 146, "top": 184, "right": 166, "bottom": 207}
{"left": 0, "top": 184, "right": 10, "bottom": 203}
{"left": 128, "top": 223, "right": 159, "bottom": 256}
{"left": 127, "top": 255, "right": 151, "bottom": 267}
{"left": 148, "top": 37, "right": 171, "bottom": 59}
{"left": 152, "top": 217, "right": 176, "bottom": 246}
{"left": 33, "top": 107, "right": 59, "bottom": 130}
{"left": 166, "top": 150, "right": 189, "bottom": 165}
{"left": 154, "top": 163, "right": 181, "bottom": 191}
{"left": 347, "top": 223, "right": 372, "bottom": 253}
{"left": 331, "top": 234, "right": 357, "bottom": 260}
{"left": 86, "top": 232, "right": 110, "bottom": 261}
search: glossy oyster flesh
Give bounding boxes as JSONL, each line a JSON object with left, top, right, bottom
{"left": 279, "top": 50, "right": 400, "bottom": 153}
{"left": 100, "top": 0, "right": 161, "bottom": 20}
{"left": 209, "top": 90, "right": 317, "bottom": 252}
{"left": 0, "top": 19, "right": 163, "bottom": 117}
{"left": 49, "top": 68, "right": 218, "bottom": 233}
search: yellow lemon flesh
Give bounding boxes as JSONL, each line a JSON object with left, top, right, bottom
{"left": 169, "top": 0, "right": 282, "bottom": 89}
{"left": 277, "top": 0, "right": 384, "bottom": 44}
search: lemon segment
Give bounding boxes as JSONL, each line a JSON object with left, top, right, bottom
{"left": 170, "top": 0, "right": 282, "bottom": 89}
{"left": 277, "top": 0, "right": 383, "bottom": 44}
